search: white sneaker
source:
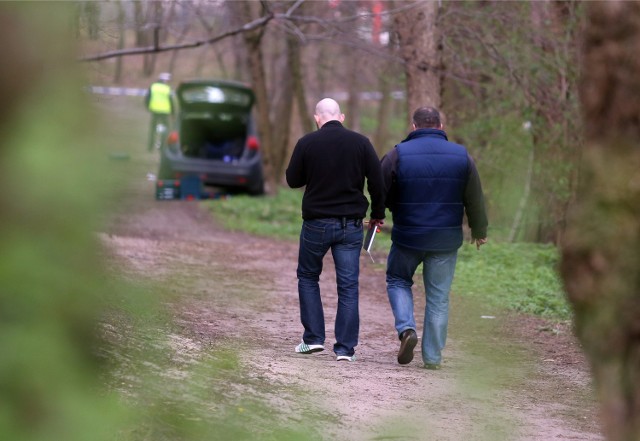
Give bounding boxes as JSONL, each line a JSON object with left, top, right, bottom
{"left": 295, "top": 342, "right": 325, "bottom": 354}
{"left": 336, "top": 354, "right": 356, "bottom": 362}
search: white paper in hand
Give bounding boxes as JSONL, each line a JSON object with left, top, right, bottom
{"left": 363, "top": 224, "right": 379, "bottom": 262}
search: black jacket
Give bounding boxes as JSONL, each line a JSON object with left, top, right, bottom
{"left": 286, "top": 121, "right": 386, "bottom": 220}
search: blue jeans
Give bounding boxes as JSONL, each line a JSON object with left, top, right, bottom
{"left": 297, "top": 218, "right": 363, "bottom": 356}
{"left": 386, "top": 243, "right": 458, "bottom": 365}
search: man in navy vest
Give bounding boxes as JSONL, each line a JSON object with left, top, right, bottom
{"left": 381, "top": 106, "right": 488, "bottom": 369}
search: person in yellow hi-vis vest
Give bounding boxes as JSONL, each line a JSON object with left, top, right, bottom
{"left": 144, "top": 72, "right": 175, "bottom": 151}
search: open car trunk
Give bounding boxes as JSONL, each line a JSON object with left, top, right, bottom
{"left": 180, "top": 112, "right": 248, "bottom": 160}
{"left": 176, "top": 81, "right": 255, "bottom": 161}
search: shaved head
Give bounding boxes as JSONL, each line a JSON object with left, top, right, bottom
{"left": 314, "top": 98, "right": 344, "bottom": 128}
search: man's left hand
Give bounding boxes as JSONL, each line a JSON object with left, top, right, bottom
{"left": 472, "top": 237, "right": 488, "bottom": 250}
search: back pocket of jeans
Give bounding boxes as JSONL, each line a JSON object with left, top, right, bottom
{"left": 303, "top": 222, "right": 325, "bottom": 246}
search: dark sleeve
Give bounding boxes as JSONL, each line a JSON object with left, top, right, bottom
{"left": 285, "top": 140, "right": 305, "bottom": 188}
{"left": 363, "top": 141, "right": 386, "bottom": 219}
{"left": 464, "top": 154, "right": 488, "bottom": 239}
{"left": 380, "top": 147, "right": 398, "bottom": 211}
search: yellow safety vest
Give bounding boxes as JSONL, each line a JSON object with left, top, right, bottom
{"left": 148, "top": 82, "right": 172, "bottom": 114}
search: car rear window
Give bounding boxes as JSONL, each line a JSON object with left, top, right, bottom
{"left": 180, "top": 86, "right": 252, "bottom": 107}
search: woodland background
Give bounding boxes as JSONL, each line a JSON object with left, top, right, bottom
{"left": 79, "top": 0, "right": 583, "bottom": 244}
{"left": 2, "top": 2, "right": 639, "bottom": 441}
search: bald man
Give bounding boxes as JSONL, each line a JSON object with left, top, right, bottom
{"left": 286, "top": 98, "right": 385, "bottom": 362}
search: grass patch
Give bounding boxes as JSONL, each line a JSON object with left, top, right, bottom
{"left": 207, "top": 188, "right": 571, "bottom": 322}
{"left": 206, "top": 189, "right": 304, "bottom": 240}
{"left": 453, "top": 242, "right": 571, "bottom": 320}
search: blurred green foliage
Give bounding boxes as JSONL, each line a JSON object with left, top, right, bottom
{"left": 0, "top": 4, "right": 320, "bottom": 441}
{"left": 0, "top": 4, "right": 129, "bottom": 441}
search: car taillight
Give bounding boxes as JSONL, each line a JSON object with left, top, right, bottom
{"left": 168, "top": 131, "right": 179, "bottom": 145}
{"left": 247, "top": 135, "right": 260, "bottom": 151}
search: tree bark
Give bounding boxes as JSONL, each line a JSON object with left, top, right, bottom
{"left": 84, "top": 1, "right": 100, "bottom": 40}
{"left": 373, "top": 68, "right": 393, "bottom": 155}
{"left": 290, "top": 36, "right": 314, "bottom": 134}
{"left": 146, "top": 1, "right": 163, "bottom": 76}
{"left": 270, "top": 35, "right": 295, "bottom": 183}
{"left": 393, "top": 0, "right": 442, "bottom": 117}
{"left": 560, "top": 3, "right": 640, "bottom": 441}
{"left": 113, "top": 0, "right": 125, "bottom": 84}
{"left": 237, "top": 1, "right": 277, "bottom": 194}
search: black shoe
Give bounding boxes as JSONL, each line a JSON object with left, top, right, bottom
{"left": 397, "top": 329, "right": 418, "bottom": 365}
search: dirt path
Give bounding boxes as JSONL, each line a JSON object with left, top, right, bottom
{"left": 101, "top": 114, "right": 603, "bottom": 440}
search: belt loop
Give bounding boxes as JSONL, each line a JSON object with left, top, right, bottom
{"left": 341, "top": 217, "right": 346, "bottom": 229}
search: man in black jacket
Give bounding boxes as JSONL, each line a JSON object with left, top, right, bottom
{"left": 286, "top": 98, "right": 385, "bottom": 362}
{"left": 381, "top": 106, "right": 488, "bottom": 369}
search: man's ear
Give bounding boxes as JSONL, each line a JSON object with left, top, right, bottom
{"left": 339, "top": 113, "right": 345, "bottom": 123}
{"left": 411, "top": 123, "right": 417, "bottom": 130}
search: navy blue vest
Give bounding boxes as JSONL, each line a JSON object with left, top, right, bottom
{"left": 392, "top": 129, "right": 469, "bottom": 251}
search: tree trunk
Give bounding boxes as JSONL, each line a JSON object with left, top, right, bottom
{"left": 373, "top": 69, "right": 392, "bottom": 155}
{"left": 270, "top": 36, "right": 295, "bottom": 184}
{"left": 345, "top": 64, "right": 362, "bottom": 132}
{"left": 290, "top": 36, "right": 314, "bottom": 134}
{"left": 113, "top": 0, "right": 125, "bottom": 84}
{"left": 393, "top": 0, "right": 442, "bottom": 117}
{"left": 134, "top": 1, "right": 145, "bottom": 47}
{"left": 84, "top": 1, "right": 100, "bottom": 40}
{"left": 146, "top": 1, "right": 163, "bottom": 76}
{"left": 508, "top": 140, "right": 534, "bottom": 242}
{"left": 560, "top": 3, "right": 640, "bottom": 441}
{"left": 168, "top": 22, "right": 190, "bottom": 75}
{"left": 238, "top": 1, "right": 277, "bottom": 194}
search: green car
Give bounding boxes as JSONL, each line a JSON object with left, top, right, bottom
{"left": 158, "top": 79, "right": 264, "bottom": 195}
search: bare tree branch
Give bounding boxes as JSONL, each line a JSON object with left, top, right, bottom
{"left": 79, "top": 11, "right": 275, "bottom": 62}
{"left": 79, "top": 1, "right": 420, "bottom": 63}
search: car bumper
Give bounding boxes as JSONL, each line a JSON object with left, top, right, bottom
{"left": 162, "top": 150, "right": 263, "bottom": 188}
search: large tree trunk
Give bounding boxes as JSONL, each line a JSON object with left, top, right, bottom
{"left": 237, "top": 1, "right": 277, "bottom": 194}
{"left": 270, "top": 36, "right": 295, "bottom": 183}
{"left": 290, "top": 36, "right": 314, "bottom": 135}
{"left": 560, "top": 3, "right": 640, "bottom": 441}
{"left": 393, "top": 0, "right": 442, "bottom": 117}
